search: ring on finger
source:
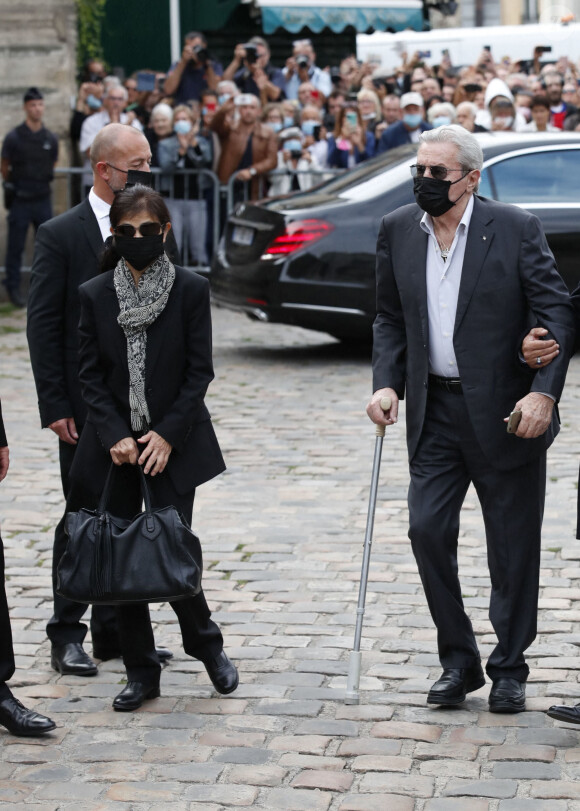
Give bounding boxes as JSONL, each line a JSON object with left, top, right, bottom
{"left": 536, "top": 357, "right": 543, "bottom": 365}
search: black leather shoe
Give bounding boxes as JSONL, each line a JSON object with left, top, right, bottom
{"left": 202, "top": 651, "right": 239, "bottom": 695}
{"left": 51, "top": 643, "right": 98, "bottom": 676}
{"left": 546, "top": 703, "right": 580, "bottom": 724}
{"left": 0, "top": 695, "right": 56, "bottom": 737}
{"left": 489, "top": 677, "right": 526, "bottom": 713}
{"left": 93, "top": 646, "right": 174, "bottom": 663}
{"left": 427, "top": 663, "right": 486, "bottom": 706}
{"left": 113, "top": 681, "right": 160, "bottom": 712}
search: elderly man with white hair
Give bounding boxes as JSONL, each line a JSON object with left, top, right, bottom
{"left": 368, "top": 124, "right": 574, "bottom": 715}
{"left": 79, "top": 80, "right": 143, "bottom": 192}
{"left": 455, "top": 101, "right": 489, "bottom": 133}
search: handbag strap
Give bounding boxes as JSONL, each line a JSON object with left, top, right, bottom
{"left": 97, "top": 463, "right": 154, "bottom": 516}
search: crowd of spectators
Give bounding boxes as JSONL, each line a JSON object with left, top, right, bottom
{"left": 68, "top": 32, "right": 580, "bottom": 263}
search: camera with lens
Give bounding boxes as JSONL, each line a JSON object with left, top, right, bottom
{"left": 296, "top": 54, "right": 310, "bottom": 70}
{"left": 243, "top": 43, "right": 258, "bottom": 64}
{"left": 192, "top": 44, "right": 209, "bottom": 64}
{"left": 290, "top": 149, "right": 303, "bottom": 159}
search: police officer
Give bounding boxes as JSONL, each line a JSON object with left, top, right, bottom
{"left": 1, "top": 88, "right": 58, "bottom": 307}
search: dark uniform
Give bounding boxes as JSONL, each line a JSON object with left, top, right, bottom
{"left": 2, "top": 89, "right": 58, "bottom": 305}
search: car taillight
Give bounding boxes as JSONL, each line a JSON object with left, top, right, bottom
{"left": 261, "top": 219, "right": 334, "bottom": 258}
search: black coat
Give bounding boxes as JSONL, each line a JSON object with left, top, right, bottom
{"left": 27, "top": 197, "right": 181, "bottom": 430}
{"left": 372, "top": 195, "right": 576, "bottom": 471}
{"left": 70, "top": 265, "right": 225, "bottom": 496}
{"left": 27, "top": 198, "right": 104, "bottom": 428}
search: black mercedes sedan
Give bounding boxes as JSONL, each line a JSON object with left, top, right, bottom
{"left": 210, "top": 133, "right": 580, "bottom": 341}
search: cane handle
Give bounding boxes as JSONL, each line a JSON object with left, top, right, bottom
{"left": 375, "top": 396, "right": 392, "bottom": 438}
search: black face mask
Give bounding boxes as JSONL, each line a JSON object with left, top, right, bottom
{"left": 114, "top": 234, "right": 164, "bottom": 271}
{"left": 413, "top": 174, "right": 467, "bottom": 218}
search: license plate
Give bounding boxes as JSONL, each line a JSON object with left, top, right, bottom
{"left": 232, "top": 225, "right": 254, "bottom": 246}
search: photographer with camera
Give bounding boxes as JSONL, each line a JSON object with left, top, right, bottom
{"left": 164, "top": 31, "right": 223, "bottom": 105}
{"left": 268, "top": 126, "right": 323, "bottom": 197}
{"left": 284, "top": 39, "right": 332, "bottom": 102}
{"left": 223, "top": 37, "right": 285, "bottom": 105}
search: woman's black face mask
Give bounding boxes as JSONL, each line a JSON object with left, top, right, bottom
{"left": 113, "top": 234, "right": 165, "bottom": 271}
{"left": 413, "top": 173, "right": 468, "bottom": 218}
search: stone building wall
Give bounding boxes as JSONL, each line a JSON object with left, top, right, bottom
{"left": 0, "top": 0, "right": 77, "bottom": 285}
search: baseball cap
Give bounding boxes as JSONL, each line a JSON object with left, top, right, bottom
{"left": 400, "top": 92, "right": 424, "bottom": 108}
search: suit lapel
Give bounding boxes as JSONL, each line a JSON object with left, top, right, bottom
{"left": 145, "top": 294, "right": 173, "bottom": 384}
{"left": 453, "top": 196, "right": 495, "bottom": 337}
{"left": 406, "top": 212, "right": 430, "bottom": 347}
{"left": 79, "top": 197, "right": 106, "bottom": 262}
{"left": 103, "top": 276, "right": 128, "bottom": 370}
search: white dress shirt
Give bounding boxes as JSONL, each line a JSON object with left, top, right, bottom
{"left": 88, "top": 187, "right": 111, "bottom": 242}
{"left": 420, "top": 194, "right": 474, "bottom": 377}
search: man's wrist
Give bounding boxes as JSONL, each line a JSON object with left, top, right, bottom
{"left": 249, "top": 167, "right": 257, "bottom": 177}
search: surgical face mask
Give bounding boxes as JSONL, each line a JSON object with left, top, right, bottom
{"left": 432, "top": 115, "right": 452, "bottom": 127}
{"left": 301, "top": 120, "right": 316, "bottom": 136}
{"left": 283, "top": 115, "right": 295, "bottom": 128}
{"left": 493, "top": 115, "right": 514, "bottom": 129}
{"left": 86, "top": 93, "right": 102, "bottom": 110}
{"left": 519, "top": 106, "right": 531, "bottom": 120}
{"left": 362, "top": 112, "right": 376, "bottom": 121}
{"left": 267, "top": 121, "right": 283, "bottom": 133}
{"left": 283, "top": 139, "right": 303, "bottom": 153}
{"left": 218, "top": 93, "right": 230, "bottom": 105}
{"left": 403, "top": 113, "right": 422, "bottom": 129}
{"left": 114, "top": 234, "right": 165, "bottom": 271}
{"left": 174, "top": 119, "right": 192, "bottom": 135}
{"left": 413, "top": 173, "right": 467, "bottom": 218}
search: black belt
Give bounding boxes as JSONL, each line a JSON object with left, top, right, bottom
{"left": 428, "top": 374, "right": 463, "bottom": 394}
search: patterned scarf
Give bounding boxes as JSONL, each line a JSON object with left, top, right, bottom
{"left": 114, "top": 254, "right": 175, "bottom": 432}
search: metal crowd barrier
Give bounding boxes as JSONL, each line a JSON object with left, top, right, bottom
{"left": 35, "top": 165, "right": 344, "bottom": 276}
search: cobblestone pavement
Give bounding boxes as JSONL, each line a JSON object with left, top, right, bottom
{"left": 2, "top": 300, "right": 580, "bottom": 810}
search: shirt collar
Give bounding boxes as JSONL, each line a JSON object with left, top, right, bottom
{"left": 420, "top": 193, "right": 475, "bottom": 236}
{"left": 88, "top": 187, "right": 111, "bottom": 221}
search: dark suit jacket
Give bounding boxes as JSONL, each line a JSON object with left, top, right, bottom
{"left": 70, "top": 266, "right": 225, "bottom": 495}
{"left": 27, "top": 197, "right": 181, "bottom": 430}
{"left": 27, "top": 198, "right": 104, "bottom": 428}
{"left": 372, "top": 195, "right": 575, "bottom": 471}
{"left": 376, "top": 120, "right": 432, "bottom": 154}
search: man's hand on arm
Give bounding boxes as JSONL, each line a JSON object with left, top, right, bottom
{"left": 0, "top": 446, "right": 9, "bottom": 483}
{"left": 522, "top": 326, "right": 559, "bottom": 369}
{"left": 506, "top": 392, "right": 554, "bottom": 439}
{"left": 49, "top": 417, "right": 78, "bottom": 445}
{"left": 366, "top": 388, "right": 399, "bottom": 426}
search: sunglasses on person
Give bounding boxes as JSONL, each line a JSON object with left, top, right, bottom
{"left": 410, "top": 164, "right": 467, "bottom": 181}
{"left": 113, "top": 221, "right": 165, "bottom": 238}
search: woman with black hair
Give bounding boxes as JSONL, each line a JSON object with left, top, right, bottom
{"left": 68, "top": 184, "right": 238, "bottom": 711}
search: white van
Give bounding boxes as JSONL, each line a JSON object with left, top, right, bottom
{"left": 357, "top": 22, "right": 580, "bottom": 71}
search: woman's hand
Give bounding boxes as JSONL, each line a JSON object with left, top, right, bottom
{"left": 137, "top": 431, "right": 172, "bottom": 475}
{"left": 110, "top": 437, "right": 139, "bottom": 466}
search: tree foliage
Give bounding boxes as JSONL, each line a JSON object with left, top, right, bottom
{"left": 76, "top": 0, "right": 107, "bottom": 70}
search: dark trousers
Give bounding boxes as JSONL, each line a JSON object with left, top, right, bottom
{"left": 0, "top": 535, "right": 15, "bottom": 699}
{"left": 4, "top": 197, "right": 52, "bottom": 293}
{"left": 47, "top": 438, "right": 118, "bottom": 649}
{"left": 408, "top": 387, "right": 545, "bottom": 682}
{"left": 66, "top": 463, "right": 222, "bottom": 684}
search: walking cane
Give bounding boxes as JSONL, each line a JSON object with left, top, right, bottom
{"left": 344, "top": 396, "right": 391, "bottom": 705}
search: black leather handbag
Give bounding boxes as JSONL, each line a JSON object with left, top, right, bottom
{"left": 56, "top": 464, "right": 203, "bottom": 605}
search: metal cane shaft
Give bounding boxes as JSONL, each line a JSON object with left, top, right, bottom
{"left": 345, "top": 396, "right": 391, "bottom": 704}
{"left": 352, "top": 433, "right": 384, "bottom": 652}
